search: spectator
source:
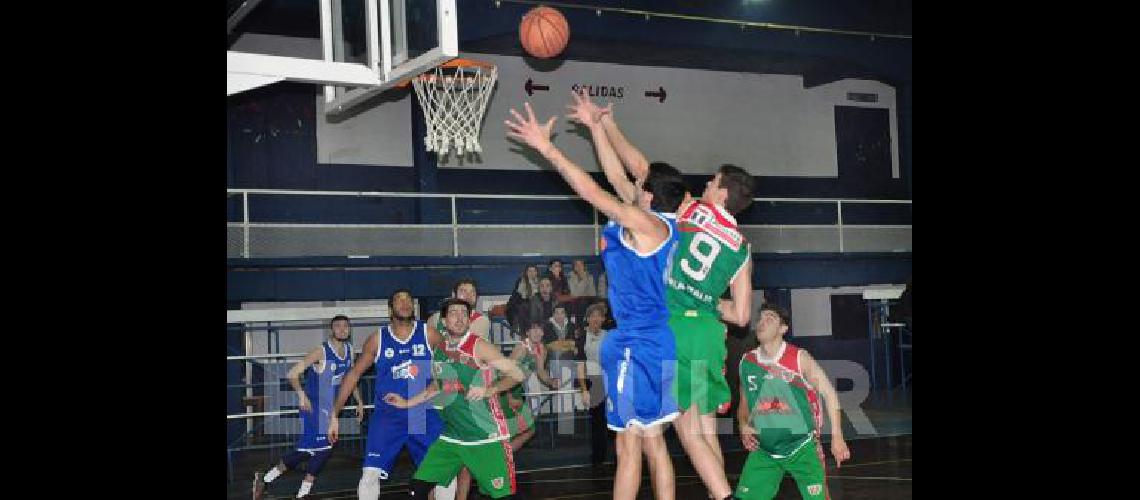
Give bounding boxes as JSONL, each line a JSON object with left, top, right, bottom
{"left": 543, "top": 304, "right": 577, "bottom": 361}
{"left": 528, "top": 276, "right": 558, "bottom": 326}
{"left": 576, "top": 302, "right": 612, "bottom": 467}
{"left": 566, "top": 259, "right": 598, "bottom": 322}
{"left": 597, "top": 271, "right": 608, "bottom": 299}
{"left": 543, "top": 304, "right": 577, "bottom": 429}
{"left": 516, "top": 264, "right": 540, "bottom": 298}
{"left": 507, "top": 264, "right": 541, "bottom": 333}
{"left": 567, "top": 259, "right": 597, "bottom": 297}
{"left": 545, "top": 259, "right": 571, "bottom": 296}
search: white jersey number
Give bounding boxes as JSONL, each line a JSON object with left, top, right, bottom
{"left": 680, "top": 232, "right": 722, "bottom": 282}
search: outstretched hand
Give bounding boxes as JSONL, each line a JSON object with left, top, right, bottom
{"left": 565, "top": 90, "right": 612, "bottom": 128}
{"left": 505, "top": 102, "right": 558, "bottom": 155}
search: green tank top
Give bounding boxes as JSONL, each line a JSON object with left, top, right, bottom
{"left": 430, "top": 332, "right": 510, "bottom": 445}
{"left": 667, "top": 201, "right": 751, "bottom": 315}
{"left": 738, "top": 342, "right": 822, "bottom": 458}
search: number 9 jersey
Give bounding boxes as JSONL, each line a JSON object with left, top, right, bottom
{"left": 667, "top": 200, "right": 751, "bottom": 313}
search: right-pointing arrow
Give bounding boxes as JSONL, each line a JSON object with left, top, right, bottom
{"left": 644, "top": 86, "right": 666, "bottom": 103}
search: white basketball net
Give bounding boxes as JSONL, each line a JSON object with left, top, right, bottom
{"left": 411, "top": 63, "right": 498, "bottom": 157}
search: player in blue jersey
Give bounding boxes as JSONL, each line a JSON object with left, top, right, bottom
{"left": 252, "top": 315, "right": 365, "bottom": 499}
{"left": 326, "top": 290, "right": 447, "bottom": 500}
{"left": 507, "top": 101, "right": 688, "bottom": 500}
{"left": 567, "top": 90, "right": 757, "bottom": 500}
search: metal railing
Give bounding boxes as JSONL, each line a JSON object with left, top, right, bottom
{"left": 226, "top": 189, "right": 912, "bottom": 257}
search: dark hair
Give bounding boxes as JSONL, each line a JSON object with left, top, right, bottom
{"left": 453, "top": 278, "right": 477, "bottom": 296}
{"left": 717, "top": 164, "right": 757, "bottom": 215}
{"left": 330, "top": 315, "right": 351, "bottom": 327}
{"left": 387, "top": 288, "right": 413, "bottom": 311}
{"left": 759, "top": 303, "right": 791, "bottom": 327}
{"left": 644, "top": 162, "right": 687, "bottom": 213}
{"left": 440, "top": 297, "right": 472, "bottom": 317}
{"left": 539, "top": 276, "right": 553, "bottom": 284}
{"left": 548, "top": 259, "right": 562, "bottom": 267}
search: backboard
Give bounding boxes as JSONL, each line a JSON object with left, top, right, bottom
{"left": 226, "top": 0, "right": 457, "bottom": 118}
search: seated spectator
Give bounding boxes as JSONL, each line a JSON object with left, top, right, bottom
{"left": 528, "top": 276, "right": 558, "bottom": 326}
{"left": 545, "top": 259, "right": 571, "bottom": 297}
{"left": 516, "top": 264, "right": 540, "bottom": 298}
{"left": 507, "top": 264, "right": 540, "bottom": 333}
{"left": 566, "top": 259, "right": 598, "bottom": 322}
{"left": 567, "top": 259, "right": 597, "bottom": 297}
{"left": 543, "top": 304, "right": 577, "bottom": 361}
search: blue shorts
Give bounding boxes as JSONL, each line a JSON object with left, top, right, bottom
{"left": 296, "top": 406, "right": 333, "bottom": 452}
{"left": 363, "top": 405, "right": 443, "bottom": 478}
{"left": 600, "top": 325, "right": 679, "bottom": 432}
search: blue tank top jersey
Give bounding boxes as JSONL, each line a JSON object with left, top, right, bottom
{"left": 600, "top": 211, "right": 678, "bottom": 330}
{"left": 373, "top": 320, "right": 435, "bottom": 415}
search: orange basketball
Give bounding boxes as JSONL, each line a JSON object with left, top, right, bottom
{"left": 519, "top": 6, "right": 569, "bottom": 59}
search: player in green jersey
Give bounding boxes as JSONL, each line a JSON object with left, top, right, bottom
{"left": 407, "top": 298, "right": 526, "bottom": 499}
{"left": 736, "top": 303, "right": 849, "bottom": 500}
{"left": 566, "top": 89, "right": 757, "bottom": 500}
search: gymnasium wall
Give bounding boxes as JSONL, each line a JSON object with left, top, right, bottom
{"left": 316, "top": 52, "right": 899, "bottom": 180}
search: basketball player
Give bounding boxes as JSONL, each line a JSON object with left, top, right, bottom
{"left": 500, "top": 320, "right": 561, "bottom": 451}
{"left": 252, "top": 315, "right": 364, "bottom": 499}
{"left": 324, "top": 290, "right": 445, "bottom": 500}
{"left": 408, "top": 298, "right": 527, "bottom": 499}
{"left": 736, "top": 304, "right": 850, "bottom": 500}
{"left": 507, "top": 102, "right": 687, "bottom": 500}
{"left": 568, "top": 90, "right": 757, "bottom": 500}
{"left": 427, "top": 278, "right": 492, "bottom": 500}
{"left": 428, "top": 278, "right": 490, "bottom": 339}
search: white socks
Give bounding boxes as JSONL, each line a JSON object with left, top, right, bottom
{"left": 358, "top": 468, "right": 383, "bottom": 500}
{"left": 296, "top": 480, "right": 313, "bottom": 498}
{"left": 263, "top": 467, "right": 283, "bottom": 483}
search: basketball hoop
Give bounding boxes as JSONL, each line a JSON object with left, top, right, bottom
{"left": 407, "top": 58, "right": 498, "bottom": 157}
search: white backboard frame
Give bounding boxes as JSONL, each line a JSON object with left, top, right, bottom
{"left": 227, "top": 0, "right": 457, "bottom": 118}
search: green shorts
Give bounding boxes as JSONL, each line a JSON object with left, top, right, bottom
{"left": 736, "top": 437, "right": 829, "bottom": 500}
{"left": 412, "top": 438, "right": 517, "bottom": 498}
{"left": 670, "top": 313, "right": 730, "bottom": 414}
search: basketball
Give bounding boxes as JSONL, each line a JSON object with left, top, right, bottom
{"left": 519, "top": 6, "right": 569, "bottom": 59}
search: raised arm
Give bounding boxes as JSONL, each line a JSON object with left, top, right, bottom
{"left": 566, "top": 91, "right": 636, "bottom": 203}
{"left": 506, "top": 102, "right": 667, "bottom": 245}
{"left": 599, "top": 110, "right": 650, "bottom": 182}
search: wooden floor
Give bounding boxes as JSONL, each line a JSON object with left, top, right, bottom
{"left": 243, "top": 434, "right": 910, "bottom": 499}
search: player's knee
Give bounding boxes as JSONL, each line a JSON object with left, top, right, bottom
{"left": 409, "top": 478, "right": 436, "bottom": 497}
